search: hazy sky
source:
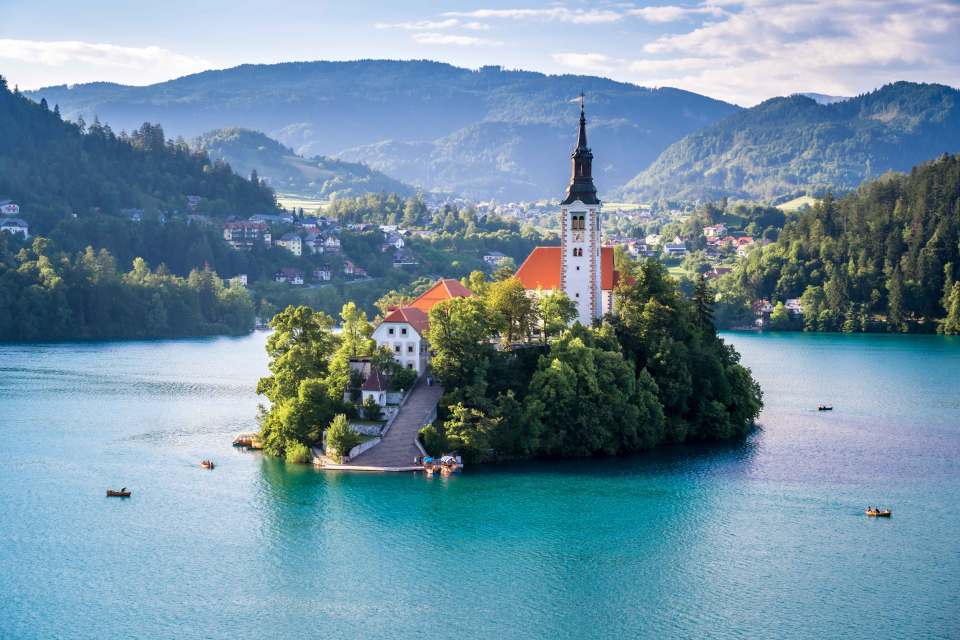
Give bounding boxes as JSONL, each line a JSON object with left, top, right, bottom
{"left": 1, "top": 0, "right": 958, "bottom": 105}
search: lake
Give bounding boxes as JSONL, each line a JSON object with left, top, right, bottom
{"left": 1, "top": 332, "right": 958, "bottom": 639}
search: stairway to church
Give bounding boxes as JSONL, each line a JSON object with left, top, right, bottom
{"left": 347, "top": 375, "right": 442, "bottom": 469}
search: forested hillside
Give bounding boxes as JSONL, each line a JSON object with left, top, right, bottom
{"left": 0, "top": 76, "right": 276, "bottom": 230}
{"left": 717, "top": 154, "right": 960, "bottom": 333}
{"left": 0, "top": 234, "right": 254, "bottom": 341}
{"left": 26, "top": 60, "right": 739, "bottom": 200}
{"left": 623, "top": 82, "right": 960, "bottom": 201}
{"left": 195, "top": 128, "right": 415, "bottom": 199}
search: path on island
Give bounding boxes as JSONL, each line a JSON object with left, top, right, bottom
{"left": 344, "top": 375, "right": 443, "bottom": 470}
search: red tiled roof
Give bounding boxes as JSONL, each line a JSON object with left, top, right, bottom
{"left": 410, "top": 278, "right": 472, "bottom": 312}
{"left": 516, "top": 246, "right": 618, "bottom": 291}
{"left": 361, "top": 368, "right": 387, "bottom": 391}
{"left": 381, "top": 306, "right": 429, "bottom": 335}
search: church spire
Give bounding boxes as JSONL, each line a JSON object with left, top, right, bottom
{"left": 562, "top": 93, "right": 599, "bottom": 205}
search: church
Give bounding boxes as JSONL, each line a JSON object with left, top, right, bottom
{"left": 515, "top": 99, "right": 621, "bottom": 325}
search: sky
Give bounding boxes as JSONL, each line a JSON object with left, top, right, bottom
{"left": 1, "top": 0, "right": 958, "bottom": 106}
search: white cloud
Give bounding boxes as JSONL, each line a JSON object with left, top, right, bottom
{"left": 552, "top": 0, "right": 960, "bottom": 105}
{"left": 374, "top": 19, "right": 461, "bottom": 30}
{"left": 411, "top": 32, "right": 504, "bottom": 47}
{"left": 0, "top": 39, "right": 210, "bottom": 88}
{"left": 627, "top": 5, "right": 725, "bottom": 23}
{"left": 443, "top": 8, "right": 623, "bottom": 24}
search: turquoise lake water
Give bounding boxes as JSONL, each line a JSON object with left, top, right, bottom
{"left": 1, "top": 331, "right": 958, "bottom": 639}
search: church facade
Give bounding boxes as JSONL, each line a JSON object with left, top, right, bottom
{"left": 516, "top": 99, "right": 620, "bottom": 325}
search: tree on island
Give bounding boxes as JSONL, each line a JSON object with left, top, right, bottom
{"left": 256, "top": 305, "right": 349, "bottom": 457}
{"left": 421, "top": 256, "right": 762, "bottom": 462}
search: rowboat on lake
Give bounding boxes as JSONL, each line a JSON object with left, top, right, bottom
{"left": 865, "top": 507, "right": 892, "bottom": 517}
{"left": 818, "top": 405, "right": 833, "bottom": 411}
{"left": 106, "top": 488, "right": 131, "bottom": 498}
{"left": 200, "top": 460, "right": 215, "bottom": 470}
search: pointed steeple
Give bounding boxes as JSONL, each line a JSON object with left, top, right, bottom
{"left": 562, "top": 93, "right": 599, "bottom": 205}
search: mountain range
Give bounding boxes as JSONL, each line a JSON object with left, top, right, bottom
{"left": 194, "top": 127, "right": 414, "bottom": 199}
{"left": 26, "top": 60, "right": 738, "bottom": 201}
{"left": 24, "top": 63, "right": 960, "bottom": 203}
{"left": 620, "top": 82, "right": 960, "bottom": 201}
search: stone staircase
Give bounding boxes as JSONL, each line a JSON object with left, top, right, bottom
{"left": 345, "top": 375, "right": 442, "bottom": 469}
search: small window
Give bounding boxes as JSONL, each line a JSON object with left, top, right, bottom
{"left": 394, "top": 345, "right": 401, "bottom": 353}
{"left": 576, "top": 266, "right": 580, "bottom": 271}
{"left": 407, "top": 345, "right": 414, "bottom": 353}
{"left": 575, "top": 293, "right": 580, "bottom": 298}
{"left": 388, "top": 327, "right": 395, "bottom": 335}
{"left": 401, "top": 327, "right": 407, "bottom": 335}
{"left": 406, "top": 363, "right": 414, "bottom": 369}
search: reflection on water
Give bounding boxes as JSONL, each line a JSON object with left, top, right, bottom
{"left": 1, "top": 332, "right": 958, "bottom": 639}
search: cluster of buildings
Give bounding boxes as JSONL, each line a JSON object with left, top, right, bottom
{"left": 753, "top": 298, "right": 804, "bottom": 327}
{"left": 703, "top": 223, "right": 757, "bottom": 258}
{"left": 0, "top": 202, "right": 29, "bottom": 240}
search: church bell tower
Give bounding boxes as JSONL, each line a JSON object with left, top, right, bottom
{"left": 560, "top": 95, "right": 602, "bottom": 325}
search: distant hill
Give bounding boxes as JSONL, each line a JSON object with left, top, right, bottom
{"left": 0, "top": 78, "right": 276, "bottom": 229}
{"left": 620, "top": 82, "right": 960, "bottom": 202}
{"left": 195, "top": 128, "right": 415, "bottom": 199}
{"left": 25, "top": 60, "right": 740, "bottom": 200}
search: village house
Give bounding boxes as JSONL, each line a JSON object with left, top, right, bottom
{"left": 483, "top": 251, "right": 510, "bottom": 266}
{"left": 224, "top": 221, "right": 271, "bottom": 250}
{"left": 645, "top": 233, "right": 662, "bottom": 247}
{"left": 627, "top": 241, "right": 657, "bottom": 258}
{"left": 360, "top": 367, "right": 388, "bottom": 408}
{"left": 250, "top": 212, "right": 292, "bottom": 225}
{"left": 372, "top": 279, "right": 472, "bottom": 374}
{"left": 0, "top": 217, "right": 29, "bottom": 239}
{"left": 313, "top": 266, "right": 332, "bottom": 282}
{"left": 704, "top": 266, "right": 732, "bottom": 280}
{"left": 323, "top": 235, "right": 342, "bottom": 253}
{"left": 276, "top": 233, "right": 303, "bottom": 256}
{"left": 274, "top": 268, "right": 304, "bottom": 285}
{"left": 343, "top": 260, "right": 367, "bottom": 277}
{"left": 229, "top": 274, "right": 248, "bottom": 286}
{"left": 663, "top": 241, "right": 688, "bottom": 258}
{"left": 1, "top": 202, "right": 21, "bottom": 216}
{"left": 704, "top": 223, "right": 728, "bottom": 238}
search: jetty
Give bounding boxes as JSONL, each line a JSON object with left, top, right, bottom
{"left": 321, "top": 375, "right": 442, "bottom": 472}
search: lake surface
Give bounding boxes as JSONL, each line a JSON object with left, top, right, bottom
{"left": 1, "top": 331, "right": 958, "bottom": 639}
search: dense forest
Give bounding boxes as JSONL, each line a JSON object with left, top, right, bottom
{"left": 195, "top": 127, "right": 415, "bottom": 199}
{"left": 716, "top": 154, "right": 960, "bottom": 334}
{"left": 0, "top": 76, "right": 276, "bottom": 231}
{"left": 0, "top": 234, "right": 254, "bottom": 341}
{"left": 623, "top": 82, "right": 960, "bottom": 201}
{"left": 255, "top": 259, "right": 763, "bottom": 463}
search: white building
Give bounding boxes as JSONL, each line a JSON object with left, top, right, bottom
{"left": 483, "top": 251, "right": 509, "bottom": 266}
{"left": 372, "top": 307, "right": 430, "bottom": 374}
{"left": 0, "top": 203, "right": 20, "bottom": 216}
{"left": 276, "top": 233, "right": 302, "bottom": 256}
{"left": 663, "top": 242, "right": 688, "bottom": 257}
{"left": 0, "top": 217, "right": 29, "bottom": 239}
{"left": 515, "top": 99, "right": 621, "bottom": 324}
{"left": 371, "top": 278, "right": 472, "bottom": 375}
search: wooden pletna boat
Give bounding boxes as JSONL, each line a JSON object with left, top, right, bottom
{"left": 106, "top": 488, "right": 131, "bottom": 498}
{"left": 865, "top": 507, "right": 892, "bottom": 517}
{"left": 200, "top": 460, "right": 215, "bottom": 470}
{"left": 818, "top": 405, "right": 833, "bottom": 411}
